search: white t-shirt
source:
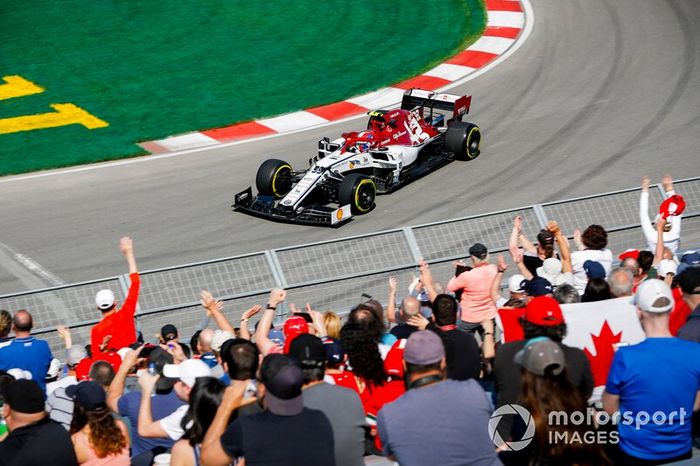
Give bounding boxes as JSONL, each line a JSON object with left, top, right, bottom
{"left": 570, "top": 248, "right": 613, "bottom": 294}
{"left": 159, "top": 404, "right": 189, "bottom": 440}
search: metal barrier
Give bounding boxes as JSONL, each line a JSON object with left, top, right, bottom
{"left": 1, "top": 176, "right": 699, "bottom": 355}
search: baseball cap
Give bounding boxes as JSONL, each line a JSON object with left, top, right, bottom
{"left": 676, "top": 268, "right": 700, "bottom": 295}
{"left": 268, "top": 328, "right": 285, "bottom": 346}
{"left": 618, "top": 249, "right": 640, "bottom": 261}
{"left": 537, "top": 229, "right": 555, "bottom": 245}
{"left": 161, "top": 324, "right": 178, "bottom": 342}
{"left": 288, "top": 334, "right": 325, "bottom": 370}
{"left": 163, "top": 359, "right": 212, "bottom": 387}
{"left": 260, "top": 354, "right": 304, "bottom": 416}
{"left": 403, "top": 330, "right": 445, "bottom": 365}
{"left": 66, "top": 381, "right": 106, "bottom": 411}
{"left": 283, "top": 316, "right": 309, "bottom": 339}
{"left": 508, "top": 274, "right": 526, "bottom": 294}
{"left": 524, "top": 296, "right": 565, "bottom": 326}
{"left": 468, "top": 243, "right": 488, "bottom": 260}
{"left": 95, "top": 289, "right": 115, "bottom": 310}
{"left": 678, "top": 251, "right": 700, "bottom": 276}
{"left": 324, "top": 338, "right": 344, "bottom": 366}
{"left": 583, "top": 260, "right": 606, "bottom": 280}
{"left": 211, "top": 330, "right": 235, "bottom": 353}
{"left": 521, "top": 277, "right": 553, "bottom": 297}
{"left": 514, "top": 337, "right": 565, "bottom": 376}
{"left": 67, "top": 346, "right": 88, "bottom": 366}
{"left": 657, "top": 259, "right": 677, "bottom": 277}
{"left": 632, "top": 279, "right": 674, "bottom": 313}
{"left": 1, "top": 379, "right": 44, "bottom": 414}
{"left": 659, "top": 194, "right": 686, "bottom": 219}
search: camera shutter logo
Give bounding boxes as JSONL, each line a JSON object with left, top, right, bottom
{"left": 488, "top": 404, "right": 536, "bottom": 451}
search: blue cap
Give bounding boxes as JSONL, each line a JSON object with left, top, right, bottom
{"left": 583, "top": 260, "right": 606, "bottom": 280}
{"left": 521, "top": 276, "right": 553, "bottom": 297}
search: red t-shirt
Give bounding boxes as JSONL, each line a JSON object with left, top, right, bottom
{"left": 91, "top": 273, "right": 140, "bottom": 355}
{"left": 669, "top": 287, "right": 692, "bottom": 336}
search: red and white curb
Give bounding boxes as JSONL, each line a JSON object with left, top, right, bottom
{"left": 141, "top": 0, "right": 531, "bottom": 154}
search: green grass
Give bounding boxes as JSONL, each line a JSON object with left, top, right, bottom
{"left": 0, "top": 0, "right": 485, "bottom": 175}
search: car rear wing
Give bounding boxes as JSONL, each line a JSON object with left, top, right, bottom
{"left": 401, "top": 88, "right": 471, "bottom": 122}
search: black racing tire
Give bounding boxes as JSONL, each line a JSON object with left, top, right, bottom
{"left": 338, "top": 174, "right": 376, "bottom": 214}
{"left": 255, "top": 159, "right": 293, "bottom": 198}
{"left": 445, "top": 121, "right": 481, "bottom": 161}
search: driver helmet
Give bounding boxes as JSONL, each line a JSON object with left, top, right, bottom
{"left": 356, "top": 132, "right": 373, "bottom": 152}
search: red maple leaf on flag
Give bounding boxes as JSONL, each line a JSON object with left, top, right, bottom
{"left": 583, "top": 321, "right": 622, "bottom": 387}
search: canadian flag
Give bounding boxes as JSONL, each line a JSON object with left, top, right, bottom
{"left": 498, "top": 297, "right": 646, "bottom": 396}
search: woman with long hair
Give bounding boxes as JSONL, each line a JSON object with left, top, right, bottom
{"left": 68, "top": 381, "right": 129, "bottom": 465}
{"left": 171, "top": 377, "right": 226, "bottom": 466}
{"left": 501, "top": 337, "right": 611, "bottom": 466}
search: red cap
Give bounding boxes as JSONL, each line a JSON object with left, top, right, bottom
{"left": 524, "top": 296, "right": 564, "bottom": 326}
{"left": 383, "top": 339, "right": 406, "bottom": 378}
{"left": 618, "top": 249, "right": 639, "bottom": 261}
{"left": 659, "top": 195, "right": 685, "bottom": 219}
{"left": 75, "top": 358, "right": 93, "bottom": 381}
{"left": 282, "top": 317, "right": 309, "bottom": 354}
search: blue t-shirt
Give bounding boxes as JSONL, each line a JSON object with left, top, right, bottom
{"left": 118, "top": 390, "right": 185, "bottom": 457}
{"left": 0, "top": 336, "right": 53, "bottom": 392}
{"left": 606, "top": 338, "right": 700, "bottom": 460}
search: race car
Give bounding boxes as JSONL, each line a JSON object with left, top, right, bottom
{"left": 233, "top": 88, "right": 481, "bottom": 226}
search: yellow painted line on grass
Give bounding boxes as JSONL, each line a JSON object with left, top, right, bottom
{"left": 0, "top": 75, "right": 45, "bottom": 100}
{"left": 0, "top": 103, "right": 109, "bottom": 134}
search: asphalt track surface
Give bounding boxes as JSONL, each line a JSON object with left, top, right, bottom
{"left": 1, "top": 0, "right": 699, "bottom": 295}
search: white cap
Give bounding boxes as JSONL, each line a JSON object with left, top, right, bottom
{"left": 7, "top": 368, "right": 32, "bottom": 380}
{"left": 95, "top": 289, "right": 116, "bottom": 310}
{"left": 508, "top": 274, "right": 526, "bottom": 293}
{"left": 657, "top": 259, "right": 678, "bottom": 277}
{"left": 211, "top": 329, "right": 235, "bottom": 353}
{"left": 117, "top": 347, "right": 132, "bottom": 361}
{"left": 536, "top": 258, "right": 567, "bottom": 286}
{"left": 163, "top": 359, "right": 212, "bottom": 387}
{"left": 632, "top": 279, "right": 674, "bottom": 313}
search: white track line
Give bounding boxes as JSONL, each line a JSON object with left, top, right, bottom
{"left": 0, "top": 0, "right": 534, "bottom": 184}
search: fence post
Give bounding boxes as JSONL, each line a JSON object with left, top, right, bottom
{"left": 655, "top": 183, "right": 667, "bottom": 199}
{"left": 532, "top": 204, "right": 549, "bottom": 229}
{"left": 402, "top": 227, "right": 424, "bottom": 264}
{"left": 265, "top": 250, "right": 290, "bottom": 324}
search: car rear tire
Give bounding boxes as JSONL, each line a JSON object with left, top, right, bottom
{"left": 338, "top": 174, "right": 376, "bottom": 214}
{"left": 256, "top": 159, "right": 293, "bottom": 198}
{"left": 445, "top": 121, "right": 481, "bottom": 160}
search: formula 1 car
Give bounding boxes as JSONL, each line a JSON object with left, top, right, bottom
{"left": 233, "top": 88, "right": 481, "bottom": 226}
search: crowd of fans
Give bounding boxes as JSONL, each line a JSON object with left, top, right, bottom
{"left": 0, "top": 175, "right": 699, "bottom": 466}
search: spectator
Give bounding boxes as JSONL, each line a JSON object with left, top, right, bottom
{"left": 289, "top": 334, "right": 365, "bottom": 466}
{"left": 324, "top": 311, "right": 342, "bottom": 340}
{"left": 0, "top": 309, "right": 53, "bottom": 392}
{"left": 136, "top": 358, "right": 212, "bottom": 442}
{"left": 91, "top": 237, "right": 140, "bottom": 356}
{"left": 446, "top": 243, "right": 498, "bottom": 333}
{"left": 47, "top": 326, "right": 86, "bottom": 395}
{"left": 521, "top": 276, "right": 554, "bottom": 298}
{"left": 0, "top": 379, "right": 78, "bottom": 465}
{"left": 107, "top": 347, "right": 185, "bottom": 461}
{"left": 499, "top": 338, "right": 611, "bottom": 466}
{"left": 68, "top": 381, "right": 129, "bottom": 464}
{"left": 571, "top": 224, "right": 613, "bottom": 293}
{"left": 609, "top": 267, "right": 634, "bottom": 298}
{"left": 553, "top": 283, "right": 580, "bottom": 304}
{"left": 493, "top": 297, "right": 593, "bottom": 440}
{"left": 169, "top": 377, "right": 226, "bottom": 466}
{"left": 376, "top": 330, "right": 501, "bottom": 466}
{"left": 510, "top": 215, "right": 556, "bottom": 277}
{"left": 200, "top": 354, "right": 336, "bottom": 465}
{"left": 604, "top": 279, "right": 700, "bottom": 464}
{"left": 494, "top": 274, "right": 526, "bottom": 307}
{"left": 389, "top": 296, "right": 421, "bottom": 340}
{"left": 413, "top": 294, "right": 481, "bottom": 381}
{"left": 0, "top": 310, "right": 11, "bottom": 349}
{"left": 677, "top": 268, "right": 700, "bottom": 342}
{"left": 581, "top": 278, "right": 612, "bottom": 302}
{"left": 640, "top": 175, "right": 682, "bottom": 254}
{"left": 160, "top": 324, "right": 191, "bottom": 358}
{"left": 197, "top": 329, "right": 216, "bottom": 368}
{"left": 219, "top": 338, "right": 260, "bottom": 401}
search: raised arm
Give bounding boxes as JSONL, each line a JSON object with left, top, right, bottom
{"left": 639, "top": 176, "right": 656, "bottom": 244}
{"left": 238, "top": 305, "right": 261, "bottom": 341}
{"left": 256, "top": 288, "right": 287, "bottom": 355}
{"left": 653, "top": 218, "right": 666, "bottom": 266}
{"left": 137, "top": 372, "right": 169, "bottom": 438}
{"left": 386, "top": 277, "right": 398, "bottom": 323}
{"left": 419, "top": 259, "right": 439, "bottom": 303}
{"left": 548, "top": 220, "right": 572, "bottom": 273}
{"left": 120, "top": 237, "right": 138, "bottom": 275}
{"left": 490, "top": 254, "right": 507, "bottom": 305}
{"left": 107, "top": 346, "right": 143, "bottom": 413}
{"left": 200, "top": 291, "right": 235, "bottom": 334}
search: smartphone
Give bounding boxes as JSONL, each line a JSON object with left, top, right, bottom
{"left": 361, "top": 293, "right": 373, "bottom": 301}
{"left": 147, "top": 362, "right": 157, "bottom": 375}
{"left": 139, "top": 345, "right": 157, "bottom": 358}
{"left": 292, "top": 312, "right": 314, "bottom": 323}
